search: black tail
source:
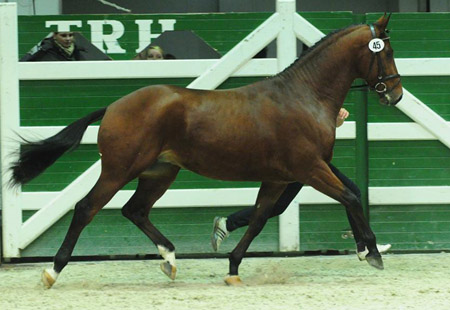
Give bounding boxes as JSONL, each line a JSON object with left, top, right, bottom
{"left": 10, "top": 107, "right": 107, "bottom": 186}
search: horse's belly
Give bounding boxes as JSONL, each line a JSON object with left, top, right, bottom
{"left": 158, "top": 149, "right": 294, "bottom": 182}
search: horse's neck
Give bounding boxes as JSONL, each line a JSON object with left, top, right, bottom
{"left": 307, "top": 51, "right": 356, "bottom": 102}
{"left": 287, "top": 32, "right": 362, "bottom": 114}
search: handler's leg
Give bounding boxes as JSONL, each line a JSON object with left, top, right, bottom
{"left": 211, "top": 182, "right": 303, "bottom": 251}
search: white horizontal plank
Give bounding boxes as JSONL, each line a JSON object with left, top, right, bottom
{"left": 18, "top": 58, "right": 450, "bottom": 81}
{"left": 395, "top": 58, "right": 450, "bottom": 76}
{"left": 20, "top": 185, "right": 450, "bottom": 211}
{"left": 18, "top": 59, "right": 278, "bottom": 80}
{"left": 21, "top": 187, "right": 337, "bottom": 211}
{"left": 369, "top": 186, "right": 450, "bottom": 205}
{"left": 368, "top": 122, "right": 444, "bottom": 140}
{"left": 336, "top": 122, "right": 355, "bottom": 139}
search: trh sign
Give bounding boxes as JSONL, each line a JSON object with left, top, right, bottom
{"left": 45, "top": 19, "right": 176, "bottom": 54}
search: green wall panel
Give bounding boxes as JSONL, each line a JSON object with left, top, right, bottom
{"left": 299, "top": 204, "right": 355, "bottom": 251}
{"left": 398, "top": 77, "right": 450, "bottom": 121}
{"left": 369, "top": 141, "right": 450, "bottom": 187}
{"left": 369, "top": 77, "right": 450, "bottom": 123}
{"left": 367, "top": 13, "right": 450, "bottom": 58}
{"left": 20, "top": 79, "right": 193, "bottom": 126}
{"left": 371, "top": 205, "right": 450, "bottom": 251}
{"left": 368, "top": 92, "right": 413, "bottom": 123}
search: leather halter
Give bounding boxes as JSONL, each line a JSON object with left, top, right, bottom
{"left": 366, "top": 24, "right": 401, "bottom": 94}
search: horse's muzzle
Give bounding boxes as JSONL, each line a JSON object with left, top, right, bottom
{"left": 379, "top": 92, "right": 403, "bottom": 106}
{"left": 390, "top": 94, "right": 403, "bottom": 106}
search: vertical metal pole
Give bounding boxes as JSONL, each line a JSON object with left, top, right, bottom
{"left": 0, "top": 3, "right": 22, "bottom": 258}
{"left": 353, "top": 14, "right": 370, "bottom": 219}
{"left": 354, "top": 89, "right": 369, "bottom": 218}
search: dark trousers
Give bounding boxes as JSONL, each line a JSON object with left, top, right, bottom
{"left": 226, "top": 163, "right": 361, "bottom": 232}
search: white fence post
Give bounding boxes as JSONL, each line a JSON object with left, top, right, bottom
{"left": 276, "top": 0, "right": 300, "bottom": 252}
{"left": 0, "top": 3, "right": 22, "bottom": 258}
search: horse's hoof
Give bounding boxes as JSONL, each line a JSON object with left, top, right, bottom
{"left": 224, "top": 275, "right": 244, "bottom": 286}
{"left": 160, "top": 261, "right": 177, "bottom": 280}
{"left": 357, "top": 244, "right": 392, "bottom": 261}
{"left": 41, "top": 269, "right": 57, "bottom": 289}
{"left": 366, "top": 255, "right": 384, "bottom": 270}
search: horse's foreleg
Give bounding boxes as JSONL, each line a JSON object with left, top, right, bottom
{"left": 121, "top": 162, "right": 180, "bottom": 280}
{"left": 306, "top": 162, "right": 383, "bottom": 270}
{"left": 226, "top": 182, "right": 287, "bottom": 286}
{"left": 42, "top": 175, "right": 126, "bottom": 289}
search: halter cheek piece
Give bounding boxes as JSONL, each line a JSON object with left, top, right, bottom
{"left": 367, "top": 24, "right": 401, "bottom": 94}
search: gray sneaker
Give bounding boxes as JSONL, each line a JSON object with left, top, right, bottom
{"left": 211, "top": 216, "right": 229, "bottom": 251}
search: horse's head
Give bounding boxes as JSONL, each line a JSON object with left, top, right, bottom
{"left": 358, "top": 14, "right": 403, "bottom": 106}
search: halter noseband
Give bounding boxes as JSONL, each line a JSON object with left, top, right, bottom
{"left": 366, "top": 24, "right": 401, "bottom": 94}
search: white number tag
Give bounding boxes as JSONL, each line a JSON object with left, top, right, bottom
{"left": 368, "top": 38, "right": 385, "bottom": 53}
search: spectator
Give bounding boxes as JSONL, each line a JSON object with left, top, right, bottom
{"left": 133, "top": 45, "right": 165, "bottom": 60}
{"left": 21, "top": 32, "right": 89, "bottom": 61}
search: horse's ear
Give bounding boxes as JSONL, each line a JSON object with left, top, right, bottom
{"left": 375, "top": 13, "right": 392, "bottom": 30}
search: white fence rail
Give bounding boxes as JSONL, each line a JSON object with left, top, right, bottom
{"left": 2, "top": 1, "right": 450, "bottom": 258}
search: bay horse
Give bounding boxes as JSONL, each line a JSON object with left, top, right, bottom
{"left": 10, "top": 14, "right": 402, "bottom": 287}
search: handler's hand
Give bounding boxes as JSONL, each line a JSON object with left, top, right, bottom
{"left": 336, "top": 108, "right": 349, "bottom": 127}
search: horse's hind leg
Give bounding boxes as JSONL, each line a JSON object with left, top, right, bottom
{"left": 305, "top": 161, "right": 383, "bottom": 270}
{"left": 330, "top": 166, "right": 369, "bottom": 256}
{"left": 121, "top": 162, "right": 180, "bottom": 280}
{"left": 226, "top": 182, "right": 287, "bottom": 286}
{"left": 42, "top": 174, "right": 126, "bottom": 288}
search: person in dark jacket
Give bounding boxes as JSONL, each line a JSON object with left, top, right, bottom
{"left": 21, "top": 32, "right": 88, "bottom": 61}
